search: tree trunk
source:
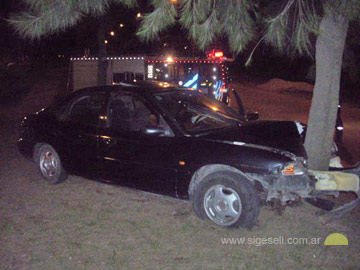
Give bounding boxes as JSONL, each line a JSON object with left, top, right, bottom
{"left": 304, "top": 9, "right": 348, "bottom": 170}
{"left": 97, "top": 16, "right": 108, "bottom": 86}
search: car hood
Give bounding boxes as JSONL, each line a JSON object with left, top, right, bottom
{"left": 201, "top": 120, "right": 307, "bottom": 158}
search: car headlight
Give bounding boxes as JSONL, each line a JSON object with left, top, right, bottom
{"left": 281, "top": 162, "right": 306, "bottom": 176}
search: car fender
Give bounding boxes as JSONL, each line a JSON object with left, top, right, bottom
{"left": 187, "top": 164, "right": 255, "bottom": 200}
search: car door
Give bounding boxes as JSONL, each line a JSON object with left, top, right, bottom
{"left": 97, "top": 91, "right": 178, "bottom": 196}
{"left": 51, "top": 90, "right": 107, "bottom": 177}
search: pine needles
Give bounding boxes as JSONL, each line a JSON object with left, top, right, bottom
{"left": 8, "top": 0, "right": 360, "bottom": 58}
{"left": 8, "top": 0, "right": 137, "bottom": 40}
{"left": 264, "top": 0, "right": 320, "bottom": 57}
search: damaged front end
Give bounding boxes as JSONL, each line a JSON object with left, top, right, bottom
{"left": 206, "top": 119, "right": 359, "bottom": 223}
{"left": 248, "top": 157, "right": 314, "bottom": 204}
{"left": 248, "top": 158, "right": 360, "bottom": 224}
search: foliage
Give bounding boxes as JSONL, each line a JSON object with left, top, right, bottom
{"left": 136, "top": 0, "right": 177, "bottom": 42}
{"left": 263, "top": 0, "right": 320, "bottom": 57}
{"left": 137, "top": 0, "right": 257, "bottom": 53}
{"left": 137, "top": 0, "right": 360, "bottom": 58}
{"left": 9, "top": 0, "right": 360, "bottom": 55}
{"left": 326, "top": 0, "right": 360, "bottom": 21}
{"left": 8, "top": 0, "right": 136, "bottom": 40}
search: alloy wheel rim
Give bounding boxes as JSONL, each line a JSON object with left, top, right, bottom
{"left": 40, "top": 151, "right": 57, "bottom": 177}
{"left": 204, "top": 184, "right": 242, "bottom": 226}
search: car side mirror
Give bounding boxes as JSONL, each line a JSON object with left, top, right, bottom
{"left": 142, "top": 126, "right": 166, "bottom": 136}
{"left": 246, "top": 112, "right": 259, "bottom": 121}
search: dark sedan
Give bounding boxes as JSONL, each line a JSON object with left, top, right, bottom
{"left": 18, "top": 83, "right": 312, "bottom": 228}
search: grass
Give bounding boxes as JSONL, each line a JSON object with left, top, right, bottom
{"left": 1, "top": 165, "right": 359, "bottom": 270}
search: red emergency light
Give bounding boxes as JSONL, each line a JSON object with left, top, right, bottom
{"left": 207, "top": 50, "right": 224, "bottom": 60}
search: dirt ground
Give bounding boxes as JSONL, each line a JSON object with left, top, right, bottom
{"left": 1, "top": 67, "right": 359, "bottom": 270}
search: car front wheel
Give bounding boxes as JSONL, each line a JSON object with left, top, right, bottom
{"left": 37, "top": 144, "right": 68, "bottom": 184}
{"left": 192, "top": 171, "right": 260, "bottom": 228}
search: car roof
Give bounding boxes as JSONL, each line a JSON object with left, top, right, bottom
{"left": 72, "top": 81, "right": 190, "bottom": 96}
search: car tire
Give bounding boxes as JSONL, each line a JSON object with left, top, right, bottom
{"left": 192, "top": 171, "right": 260, "bottom": 229}
{"left": 37, "top": 144, "right": 68, "bottom": 184}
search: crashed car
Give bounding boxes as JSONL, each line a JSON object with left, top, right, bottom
{"left": 18, "top": 83, "right": 359, "bottom": 228}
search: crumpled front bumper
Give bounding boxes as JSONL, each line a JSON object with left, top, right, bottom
{"left": 254, "top": 164, "right": 360, "bottom": 223}
{"left": 265, "top": 173, "right": 314, "bottom": 202}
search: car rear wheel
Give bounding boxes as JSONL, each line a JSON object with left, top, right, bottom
{"left": 192, "top": 171, "right": 260, "bottom": 228}
{"left": 37, "top": 144, "right": 68, "bottom": 184}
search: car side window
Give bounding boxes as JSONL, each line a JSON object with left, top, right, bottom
{"left": 108, "top": 92, "right": 173, "bottom": 136}
{"left": 61, "top": 92, "right": 107, "bottom": 127}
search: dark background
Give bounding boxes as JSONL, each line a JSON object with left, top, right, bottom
{"left": 0, "top": 0, "right": 359, "bottom": 103}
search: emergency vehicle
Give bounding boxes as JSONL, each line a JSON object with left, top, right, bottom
{"left": 68, "top": 50, "right": 231, "bottom": 102}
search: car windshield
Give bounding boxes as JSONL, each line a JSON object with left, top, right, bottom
{"left": 152, "top": 90, "right": 243, "bottom": 134}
